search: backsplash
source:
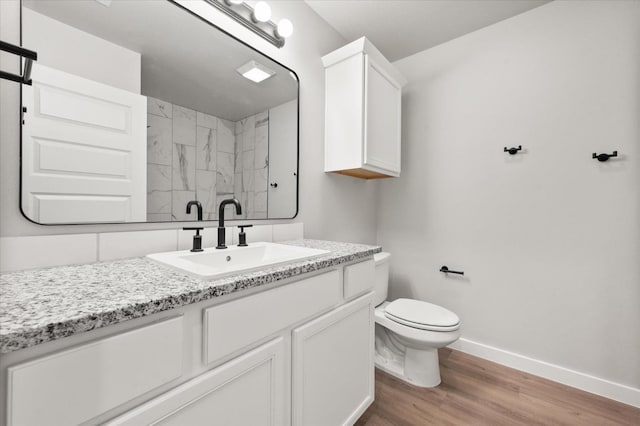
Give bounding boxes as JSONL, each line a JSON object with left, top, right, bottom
{"left": 0, "top": 223, "right": 303, "bottom": 272}
{"left": 146, "top": 97, "right": 270, "bottom": 221}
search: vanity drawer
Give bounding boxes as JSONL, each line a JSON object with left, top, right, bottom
{"left": 204, "top": 270, "right": 341, "bottom": 365}
{"left": 343, "top": 259, "right": 375, "bottom": 300}
{"left": 7, "top": 316, "right": 183, "bottom": 426}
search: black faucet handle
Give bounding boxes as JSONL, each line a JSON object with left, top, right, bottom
{"left": 183, "top": 227, "right": 204, "bottom": 252}
{"left": 237, "top": 224, "right": 253, "bottom": 247}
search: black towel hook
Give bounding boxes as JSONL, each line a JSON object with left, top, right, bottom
{"left": 504, "top": 145, "right": 522, "bottom": 155}
{"left": 592, "top": 151, "right": 617, "bottom": 162}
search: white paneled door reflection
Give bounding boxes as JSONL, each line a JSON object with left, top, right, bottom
{"left": 22, "top": 63, "right": 147, "bottom": 224}
{"left": 268, "top": 99, "right": 297, "bottom": 218}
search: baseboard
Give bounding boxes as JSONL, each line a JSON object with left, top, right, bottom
{"left": 449, "top": 338, "right": 640, "bottom": 408}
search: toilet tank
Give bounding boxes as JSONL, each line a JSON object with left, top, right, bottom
{"left": 373, "top": 252, "right": 391, "bottom": 306}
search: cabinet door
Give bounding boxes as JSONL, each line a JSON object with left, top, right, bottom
{"left": 108, "top": 337, "right": 285, "bottom": 426}
{"left": 292, "top": 294, "right": 374, "bottom": 426}
{"left": 324, "top": 53, "right": 366, "bottom": 173}
{"left": 363, "top": 55, "right": 402, "bottom": 176}
{"left": 7, "top": 317, "right": 183, "bottom": 426}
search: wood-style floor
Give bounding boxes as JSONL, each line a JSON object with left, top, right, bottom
{"left": 356, "top": 348, "right": 640, "bottom": 426}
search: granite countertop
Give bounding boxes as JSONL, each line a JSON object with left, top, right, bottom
{"left": 0, "top": 239, "right": 381, "bottom": 354}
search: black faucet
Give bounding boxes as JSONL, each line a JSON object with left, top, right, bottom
{"left": 216, "top": 198, "right": 242, "bottom": 249}
{"left": 186, "top": 200, "right": 203, "bottom": 221}
{"left": 184, "top": 200, "right": 204, "bottom": 252}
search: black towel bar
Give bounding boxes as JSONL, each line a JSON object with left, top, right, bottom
{"left": 0, "top": 40, "right": 38, "bottom": 85}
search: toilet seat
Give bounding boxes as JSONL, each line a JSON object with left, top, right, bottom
{"left": 385, "top": 298, "right": 460, "bottom": 331}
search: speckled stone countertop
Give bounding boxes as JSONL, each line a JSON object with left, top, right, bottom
{"left": 0, "top": 239, "right": 381, "bottom": 354}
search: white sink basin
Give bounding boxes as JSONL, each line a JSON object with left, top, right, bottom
{"left": 147, "top": 242, "right": 330, "bottom": 281}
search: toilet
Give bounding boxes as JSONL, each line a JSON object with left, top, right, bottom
{"left": 373, "top": 252, "right": 461, "bottom": 387}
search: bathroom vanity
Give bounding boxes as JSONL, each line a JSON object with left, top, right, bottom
{"left": 0, "top": 240, "right": 381, "bottom": 426}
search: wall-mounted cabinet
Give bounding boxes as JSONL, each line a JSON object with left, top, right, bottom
{"left": 323, "top": 37, "right": 407, "bottom": 179}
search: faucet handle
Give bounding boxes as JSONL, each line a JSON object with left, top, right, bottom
{"left": 237, "top": 224, "right": 253, "bottom": 247}
{"left": 183, "top": 227, "right": 204, "bottom": 252}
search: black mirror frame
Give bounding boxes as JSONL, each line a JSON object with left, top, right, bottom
{"left": 18, "top": 0, "right": 299, "bottom": 226}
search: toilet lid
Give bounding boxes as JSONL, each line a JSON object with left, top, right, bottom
{"left": 385, "top": 299, "right": 460, "bottom": 331}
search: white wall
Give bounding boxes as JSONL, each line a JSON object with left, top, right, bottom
{"left": 377, "top": 0, "right": 640, "bottom": 401}
{"left": 0, "top": 0, "right": 378, "bottom": 244}
{"left": 22, "top": 8, "right": 141, "bottom": 93}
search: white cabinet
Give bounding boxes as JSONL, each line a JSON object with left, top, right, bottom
{"left": 7, "top": 317, "right": 183, "bottom": 426}
{"left": 292, "top": 294, "right": 375, "bottom": 426}
{"left": 343, "top": 259, "right": 375, "bottom": 301}
{"left": 203, "top": 270, "right": 341, "bottom": 365}
{"left": 108, "top": 337, "right": 285, "bottom": 426}
{"left": 323, "top": 37, "right": 407, "bottom": 179}
{"left": 1, "top": 259, "right": 376, "bottom": 426}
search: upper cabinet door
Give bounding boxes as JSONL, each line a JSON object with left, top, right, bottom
{"left": 364, "top": 55, "right": 402, "bottom": 175}
{"left": 322, "top": 37, "right": 406, "bottom": 180}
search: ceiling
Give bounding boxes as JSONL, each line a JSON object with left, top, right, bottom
{"left": 305, "top": 0, "right": 551, "bottom": 62}
{"left": 23, "top": 0, "right": 297, "bottom": 122}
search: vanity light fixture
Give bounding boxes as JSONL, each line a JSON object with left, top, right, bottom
{"left": 252, "top": 1, "right": 271, "bottom": 23}
{"left": 207, "top": 0, "right": 293, "bottom": 48}
{"left": 236, "top": 60, "right": 276, "bottom": 83}
{"left": 276, "top": 19, "right": 294, "bottom": 39}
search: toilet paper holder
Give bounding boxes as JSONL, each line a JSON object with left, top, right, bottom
{"left": 440, "top": 266, "right": 464, "bottom": 275}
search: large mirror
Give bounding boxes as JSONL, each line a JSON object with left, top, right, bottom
{"left": 20, "top": 0, "right": 298, "bottom": 224}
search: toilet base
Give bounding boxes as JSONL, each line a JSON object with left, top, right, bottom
{"left": 404, "top": 347, "right": 441, "bottom": 387}
{"left": 374, "top": 346, "right": 441, "bottom": 388}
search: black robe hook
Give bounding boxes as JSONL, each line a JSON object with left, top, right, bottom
{"left": 504, "top": 145, "right": 522, "bottom": 155}
{"left": 592, "top": 151, "right": 617, "bottom": 162}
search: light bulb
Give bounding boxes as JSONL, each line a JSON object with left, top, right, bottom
{"left": 252, "top": 1, "right": 271, "bottom": 22}
{"left": 276, "top": 18, "right": 293, "bottom": 38}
